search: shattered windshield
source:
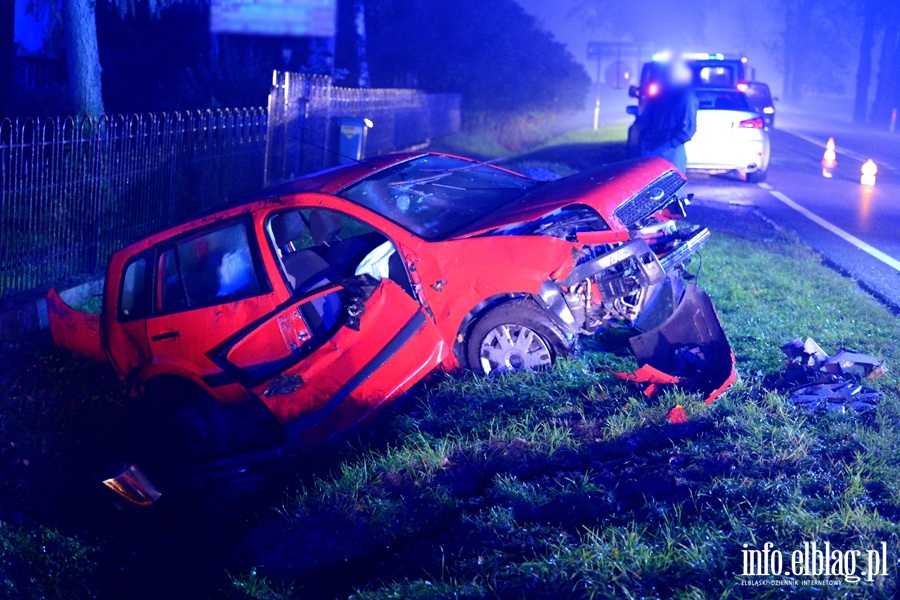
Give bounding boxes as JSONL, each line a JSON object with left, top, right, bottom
{"left": 337, "top": 155, "right": 538, "bottom": 240}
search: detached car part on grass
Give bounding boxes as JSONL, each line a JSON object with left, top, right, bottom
{"left": 779, "top": 337, "right": 887, "bottom": 414}
{"left": 47, "top": 153, "right": 736, "bottom": 505}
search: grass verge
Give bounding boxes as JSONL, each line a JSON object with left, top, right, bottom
{"left": 432, "top": 123, "right": 631, "bottom": 175}
{"left": 234, "top": 211, "right": 900, "bottom": 599}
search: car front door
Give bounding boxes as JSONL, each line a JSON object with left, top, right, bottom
{"left": 211, "top": 276, "right": 445, "bottom": 444}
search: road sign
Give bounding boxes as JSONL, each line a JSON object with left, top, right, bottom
{"left": 211, "top": 0, "right": 336, "bottom": 37}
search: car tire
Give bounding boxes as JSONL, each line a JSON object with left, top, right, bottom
{"left": 746, "top": 168, "right": 767, "bottom": 184}
{"left": 465, "top": 298, "right": 573, "bottom": 375}
{"left": 141, "top": 380, "right": 231, "bottom": 468}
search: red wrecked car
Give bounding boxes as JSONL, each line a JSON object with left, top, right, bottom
{"left": 48, "top": 152, "right": 735, "bottom": 503}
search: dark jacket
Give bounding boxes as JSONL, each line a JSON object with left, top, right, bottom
{"left": 638, "top": 88, "right": 699, "bottom": 152}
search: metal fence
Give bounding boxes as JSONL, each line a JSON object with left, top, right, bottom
{"left": 0, "top": 109, "right": 268, "bottom": 299}
{"left": 0, "top": 77, "right": 461, "bottom": 300}
{"left": 265, "top": 73, "right": 461, "bottom": 183}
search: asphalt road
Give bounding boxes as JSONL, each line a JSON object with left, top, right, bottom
{"left": 684, "top": 113, "right": 900, "bottom": 310}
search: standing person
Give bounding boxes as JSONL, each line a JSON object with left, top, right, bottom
{"left": 638, "top": 60, "right": 698, "bottom": 174}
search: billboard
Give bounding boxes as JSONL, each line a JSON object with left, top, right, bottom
{"left": 211, "top": 0, "right": 337, "bottom": 37}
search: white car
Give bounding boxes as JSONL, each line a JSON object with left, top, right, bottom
{"left": 685, "top": 88, "right": 771, "bottom": 183}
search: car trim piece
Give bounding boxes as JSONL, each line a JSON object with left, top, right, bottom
{"left": 613, "top": 170, "right": 685, "bottom": 228}
{"left": 201, "top": 370, "right": 237, "bottom": 388}
{"left": 285, "top": 310, "right": 428, "bottom": 435}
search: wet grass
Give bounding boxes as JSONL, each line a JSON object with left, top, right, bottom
{"left": 233, "top": 214, "right": 900, "bottom": 599}
{"left": 2, "top": 207, "right": 899, "bottom": 598}
{"left": 432, "top": 124, "right": 630, "bottom": 175}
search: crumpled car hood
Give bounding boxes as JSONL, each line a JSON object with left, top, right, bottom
{"left": 450, "top": 157, "right": 682, "bottom": 238}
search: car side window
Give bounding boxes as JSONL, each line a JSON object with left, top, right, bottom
{"left": 267, "top": 208, "right": 408, "bottom": 292}
{"left": 154, "top": 220, "right": 266, "bottom": 315}
{"left": 119, "top": 254, "right": 151, "bottom": 321}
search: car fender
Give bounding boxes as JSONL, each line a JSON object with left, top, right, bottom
{"left": 414, "top": 235, "right": 577, "bottom": 342}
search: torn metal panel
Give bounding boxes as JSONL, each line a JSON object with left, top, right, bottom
{"left": 628, "top": 284, "right": 737, "bottom": 404}
{"left": 824, "top": 350, "right": 888, "bottom": 380}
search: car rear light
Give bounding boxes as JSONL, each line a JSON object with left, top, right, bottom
{"left": 739, "top": 117, "right": 764, "bottom": 129}
{"left": 737, "top": 82, "right": 748, "bottom": 92}
{"left": 647, "top": 82, "right": 661, "bottom": 97}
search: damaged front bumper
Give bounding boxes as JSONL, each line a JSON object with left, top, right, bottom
{"left": 629, "top": 282, "right": 736, "bottom": 403}
{"left": 542, "top": 226, "right": 736, "bottom": 404}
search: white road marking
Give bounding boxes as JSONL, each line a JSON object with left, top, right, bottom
{"left": 788, "top": 131, "right": 897, "bottom": 172}
{"left": 757, "top": 182, "right": 900, "bottom": 272}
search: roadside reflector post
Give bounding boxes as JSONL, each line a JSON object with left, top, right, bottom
{"left": 821, "top": 137, "right": 837, "bottom": 178}
{"left": 861, "top": 159, "right": 877, "bottom": 186}
{"left": 891, "top": 108, "right": 897, "bottom": 133}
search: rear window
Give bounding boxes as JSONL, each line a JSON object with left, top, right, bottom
{"left": 117, "top": 219, "right": 269, "bottom": 321}
{"left": 162, "top": 220, "right": 267, "bottom": 312}
{"left": 695, "top": 90, "right": 752, "bottom": 111}
{"left": 697, "top": 67, "right": 734, "bottom": 88}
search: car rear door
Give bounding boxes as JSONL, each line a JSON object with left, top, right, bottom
{"left": 211, "top": 277, "right": 445, "bottom": 444}
{"left": 144, "top": 217, "right": 279, "bottom": 398}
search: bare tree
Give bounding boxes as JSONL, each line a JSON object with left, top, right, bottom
{"left": 62, "top": 0, "right": 105, "bottom": 117}
{"left": 61, "top": 0, "right": 186, "bottom": 118}
{"left": 567, "top": 0, "right": 709, "bottom": 48}
{"left": 854, "top": 1, "right": 877, "bottom": 123}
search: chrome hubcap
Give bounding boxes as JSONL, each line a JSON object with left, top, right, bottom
{"left": 479, "top": 324, "right": 552, "bottom": 374}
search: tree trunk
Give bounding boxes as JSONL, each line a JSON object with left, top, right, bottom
{"left": 853, "top": 5, "right": 876, "bottom": 124}
{"left": 354, "top": 0, "right": 370, "bottom": 88}
{"left": 62, "top": 0, "right": 105, "bottom": 118}
{"left": 782, "top": 0, "right": 802, "bottom": 103}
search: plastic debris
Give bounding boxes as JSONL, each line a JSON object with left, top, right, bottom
{"left": 778, "top": 337, "right": 887, "bottom": 414}
{"left": 787, "top": 381, "right": 881, "bottom": 414}
{"left": 667, "top": 404, "right": 689, "bottom": 424}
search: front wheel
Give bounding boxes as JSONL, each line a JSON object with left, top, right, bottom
{"left": 466, "top": 299, "right": 573, "bottom": 375}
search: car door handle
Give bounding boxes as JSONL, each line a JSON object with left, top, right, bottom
{"left": 151, "top": 331, "right": 180, "bottom": 341}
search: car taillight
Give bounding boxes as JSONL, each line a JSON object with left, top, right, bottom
{"left": 737, "top": 82, "right": 748, "bottom": 92}
{"left": 739, "top": 117, "right": 764, "bottom": 129}
{"left": 647, "top": 82, "right": 661, "bottom": 97}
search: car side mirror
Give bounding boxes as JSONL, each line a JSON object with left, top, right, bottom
{"left": 626, "top": 106, "right": 639, "bottom": 116}
{"left": 628, "top": 85, "right": 640, "bottom": 99}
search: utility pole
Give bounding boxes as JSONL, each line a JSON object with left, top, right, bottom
{"left": 588, "top": 42, "right": 601, "bottom": 130}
